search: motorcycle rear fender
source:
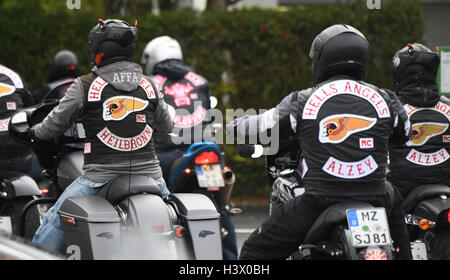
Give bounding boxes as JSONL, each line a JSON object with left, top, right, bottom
{"left": 413, "top": 196, "right": 450, "bottom": 223}
{"left": 169, "top": 193, "right": 222, "bottom": 260}
{"left": 1, "top": 173, "right": 41, "bottom": 198}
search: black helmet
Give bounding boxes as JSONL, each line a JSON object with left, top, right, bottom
{"left": 309, "top": 24, "right": 370, "bottom": 83}
{"left": 87, "top": 19, "right": 137, "bottom": 66}
{"left": 391, "top": 43, "right": 440, "bottom": 90}
{"left": 48, "top": 50, "right": 80, "bottom": 82}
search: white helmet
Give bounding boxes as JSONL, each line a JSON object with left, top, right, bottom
{"left": 141, "top": 36, "right": 183, "bottom": 75}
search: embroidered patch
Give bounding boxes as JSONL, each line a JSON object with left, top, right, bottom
{"left": 359, "top": 137, "right": 374, "bottom": 149}
{"left": 0, "top": 65, "right": 23, "bottom": 88}
{"left": 303, "top": 80, "right": 391, "bottom": 120}
{"left": 84, "top": 142, "right": 91, "bottom": 154}
{"left": 319, "top": 114, "right": 377, "bottom": 144}
{"left": 139, "top": 78, "right": 156, "bottom": 99}
{"left": 184, "top": 72, "right": 205, "bottom": 86}
{"left": 97, "top": 124, "right": 153, "bottom": 151}
{"left": 0, "top": 83, "right": 15, "bottom": 98}
{"left": 0, "top": 118, "right": 10, "bottom": 132}
{"left": 136, "top": 114, "right": 146, "bottom": 123}
{"left": 88, "top": 76, "right": 108, "bottom": 102}
{"left": 164, "top": 82, "right": 194, "bottom": 107}
{"left": 406, "top": 148, "right": 449, "bottom": 166}
{"left": 6, "top": 102, "right": 16, "bottom": 110}
{"left": 173, "top": 106, "right": 206, "bottom": 128}
{"left": 103, "top": 96, "right": 149, "bottom": 121}
{"left": 322, "top": 155, "right": 378, "bottom": 179}
{"left": 406, "top": 122, "right": 449, "bottom": 146}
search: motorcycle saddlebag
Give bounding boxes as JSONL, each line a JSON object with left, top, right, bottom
{"left": 169, "top": 193, "right": 222, "bottom": 260}
{"left": 58, "top": 195, "right": 121, "bottom": 260}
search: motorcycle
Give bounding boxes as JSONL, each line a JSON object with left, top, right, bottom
{"left": 8, "top": 98, "right": 223, "bottom": 260}
{"left": 238, "top": 143, "right": 395, "bottom": 260}
{"left": 0, "top": 89, "right": 42, "bottom": 240}
{"left": 399, "top": 184, "right": 450, "bottom": 260}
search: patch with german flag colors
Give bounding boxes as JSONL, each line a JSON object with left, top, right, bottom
{"left": 102, "top": 96, "right": 149, "bottom": 121}
{"left": 0, "top": 82, "right": 15, "bottom": 98}
{"left": 406, "top": 122, "right": 449, "bottom": 146}
{"left": 319, "top": 114, "right": 377, "bottom": 144}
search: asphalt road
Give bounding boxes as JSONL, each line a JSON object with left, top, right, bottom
{"left": 229, "top": 206, "right": 270, "bottom": 256}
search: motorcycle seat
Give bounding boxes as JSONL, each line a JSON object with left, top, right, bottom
{"left": 303, "top": 201, "right": 373, "bottom": 244}
{"left": 97, "top": 175, "right": 161, "bottom": 204}
{"left": 401, "top": 184, "right": 450, "bottom": 213}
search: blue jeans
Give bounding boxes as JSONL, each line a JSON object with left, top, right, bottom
{"left": 32, "top": 175, "right": 169, "bottom": 255}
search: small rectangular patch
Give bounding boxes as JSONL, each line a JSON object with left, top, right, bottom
{"left": 6, "top": 102, "right": 16, "bottom": 110}
{"left": 136, "top": 114, "right": 146, "bottom": 123}
{"left": 84, "top": 142, "right": 91, "bottom": 154}
{"left": 359, "top": 137, "right": 374, "bottom": 149}
{"left": 443, "top": 135, "right": 450, "bottom": 143}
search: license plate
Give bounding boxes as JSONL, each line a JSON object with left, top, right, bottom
{"left": 346, "top": 208, "right": 392, "bottom": 248}
{"left": 195, "top": 164, "right": 225, "bottom": 189}
{"left": 411, "top": 241, "right": 428, "bottom": 260}
{"left": 0, "top": 216, "right": 12, "bottom": 234}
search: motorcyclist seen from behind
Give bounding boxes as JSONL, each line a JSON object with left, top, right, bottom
{"left": 0, "top": 64, "right": 34, "bottom": 174}
{"left": 141, "top": 36, "right": 239, "bottom": 260}
{"left": 32, "top": 50, "right": 81, "bottom": 105}
{"left": 226, "top": 24, "right": 413, "bottom": 260}
{"left": 30, "top": 19, "right": 173, "bottom": 254}
{"left": 387, "top": 43, "right": 450, "bottom": 198}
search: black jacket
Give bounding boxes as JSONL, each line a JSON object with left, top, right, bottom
{"left": 227, "top": 75, "right": 411, "bottom": 197}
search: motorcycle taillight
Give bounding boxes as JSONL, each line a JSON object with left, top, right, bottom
{"left": 446, "top": 209, "right": 450, "bottom": 224}
{"left": 362, "top": 247, "right": 389, "bottom": 260}
{"left": 194, "top": 151, "right": 219, "bottom": 165}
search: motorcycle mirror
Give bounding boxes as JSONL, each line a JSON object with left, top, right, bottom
{"left": 251, "top": 145, "right": 264, "bottom": 158}
{"left": 210, "top": 96, "right": 218, "bottom": 109}
{"left": 10, "top": 111, "right": 30, "bottom": 133}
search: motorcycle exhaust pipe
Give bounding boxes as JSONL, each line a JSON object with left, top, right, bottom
{"left": 216, "top": 166, "right": 236, "bottom": 212}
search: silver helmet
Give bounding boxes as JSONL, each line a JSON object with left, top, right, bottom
{"left": 141, "top": 36, "right": 183, "bottom": 75}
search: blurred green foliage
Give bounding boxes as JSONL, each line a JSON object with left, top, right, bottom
{"left": 0, "top": 0, "right": 425, "bottom": 197}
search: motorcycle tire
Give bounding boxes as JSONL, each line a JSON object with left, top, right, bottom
{"left": 0, "top": 197, "right": 41, "bottom": 240}
{"left": 430, "top": 227, "right": 450, "bottom": 260}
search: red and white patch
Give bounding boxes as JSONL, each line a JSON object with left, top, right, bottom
{"left": 84, "top": 142, "right": 92, "bottom": 154}
{"left": 404, "top": 101, "right": 450, "bottom": 121}
{"left": 136, "top": 114, "right": 146, "bottom": 123}
{"left": 406, "top": 148, "right": 449, "bottom": 166}
{"left": 443, "top": 135, "right": 450, "bottom": 143}
{"left": 0, "top": 118, "right": 10, "bottom": 132}
{"left": 139, "top": 78, "right": 156, "bottom": 99}
{"left": 359, "top": 137, "right": 374, "bottom": 149}
{"left": 6, "top": 102, "right": 16, "bottom": 110}
{"left": 152, "top": 74, "right": 167, "bottom": 91}
{"left": 303, "top": 80, "right": 390, "bottom": 120}
{"left": 184, "top": 72, "right": 205, "bottom": 86}
{"left": 97, "top": 124, "right": 153, "bottom": 152}
{"left": 0, "top": 65, "right": 24, "bottom": 88}
{"left": 322, "top": 155, "right": 378, "bottom": 179}
{"left": 88, "top": 76, "right": 108, "bottom": 102}
{"left": 173, "top": 106, "right": 206, "bottom": 128}
{"left": 164, "top": 82, "right": 194, "bottom": 107}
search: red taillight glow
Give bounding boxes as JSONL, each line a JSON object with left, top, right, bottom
{"left": 40, "top": 188, "right": 49, "bottom": 194}
{"left": 185, "top": 168, "right": 192, "bottom": 174}
{"left": 194, "top": 151, "right": 219, "bottom": 165}
{"left": 364, "top": 248, "right": 388, "bottom": 260}
{"left": 447, "top": 210, "right": 450, "bottom": 224}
